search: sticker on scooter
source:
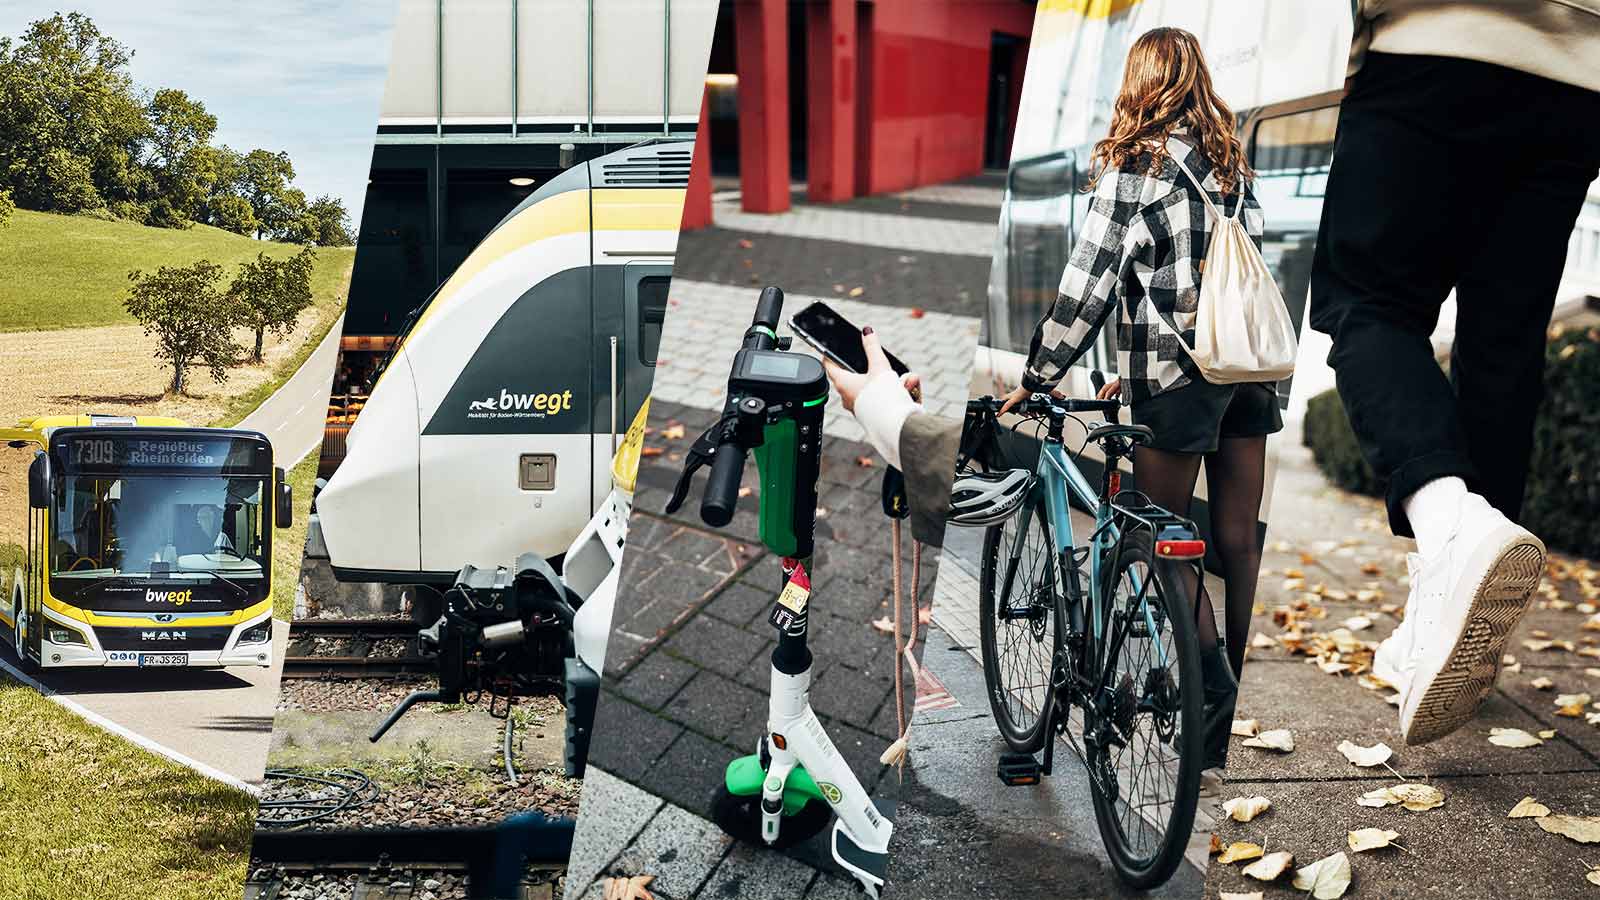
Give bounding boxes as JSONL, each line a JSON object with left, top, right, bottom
{"left": 769, "top": 562, "right": 811, "bottom": 635}
{"left": 817, "top": 781, "right": 843, "bottom": 804}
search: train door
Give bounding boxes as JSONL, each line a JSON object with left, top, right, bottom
{"left": 589, "top": 262, "right": 671, "bottom": 512}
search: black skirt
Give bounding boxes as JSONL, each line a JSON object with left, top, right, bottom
{"left": 1131, "top": 378, "right": 1283, "bottom": 454}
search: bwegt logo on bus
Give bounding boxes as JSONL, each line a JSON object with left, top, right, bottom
{"left": 467, "top": 388, "right": 574, "bottom": 420}
{"left": 146, "top": 588, "right": 195, "bottom": 606}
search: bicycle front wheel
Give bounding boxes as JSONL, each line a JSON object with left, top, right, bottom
{"left": 1087, "top": 530, "right": 1203, "bottom": 889}
{"left": 978, "top": 498, "right": 1062, "bottom": 754}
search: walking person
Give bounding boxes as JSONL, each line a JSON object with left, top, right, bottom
{"left": 995, "top": 27, "right": 1281, "bottom": 775}
{"left": 1311, "top": 1, "right": 1600, "bottom": 745}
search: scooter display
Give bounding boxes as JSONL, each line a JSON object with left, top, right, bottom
{"left": 666, "top": 286, "right": 895, "bottom": 896}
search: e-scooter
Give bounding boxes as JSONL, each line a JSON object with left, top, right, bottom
{"left": 666, "top": 286, "right": 894, "bottom": 896}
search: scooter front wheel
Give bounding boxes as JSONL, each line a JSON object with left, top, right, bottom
{"left": 709, "top": 783, "right": 831, "bottom": 849}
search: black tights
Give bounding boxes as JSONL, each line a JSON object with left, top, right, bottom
{"left": 1133, "top": 437, "right": 1267, "bottom": 677}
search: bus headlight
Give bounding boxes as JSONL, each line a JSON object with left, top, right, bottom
{"left": 238, "top": 623, "right": 271, "bottom": 645}
{"left": 46, "top": 623, "right": 87, "bottom": 646}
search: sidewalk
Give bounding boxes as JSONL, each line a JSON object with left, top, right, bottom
{"left": 1206, "top": 424, "right": 1600, "bottom": 898}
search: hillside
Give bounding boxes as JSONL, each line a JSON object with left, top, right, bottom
{"left": 0, "top": 209, "right": 354, "bottom": 332}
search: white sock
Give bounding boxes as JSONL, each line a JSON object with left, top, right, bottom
{"left": 1403, "top": 476, "right": 1468, "bottom": 559}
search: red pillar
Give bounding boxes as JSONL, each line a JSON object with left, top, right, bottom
{"left": 735, "top": 0, "right": 789, "bottom": 214}
{"left": 806, "top": 0, "right": 855, "bottom": 204}
{"left": 681, "top": 86, "right": 714, "bottom": 231}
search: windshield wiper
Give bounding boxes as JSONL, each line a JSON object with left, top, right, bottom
{"left": 194, "top": 569, "right": 250, "bottom": 598}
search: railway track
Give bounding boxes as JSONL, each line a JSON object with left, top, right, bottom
{"left": 281, "top": 618, "right": 433, "bottom": 679}
{"left": 247, "top": 819, "right": 573, "bottom": 900}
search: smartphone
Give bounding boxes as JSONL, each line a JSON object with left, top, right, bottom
{"left": 789, "top": 301, "right": 911, "bottom": 376}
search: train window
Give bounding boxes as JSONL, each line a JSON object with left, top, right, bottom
{"left": 1247, "top": 104, "right": 1339, "bottom": 338}
{"left": 636, "top": 276, "right": 670, "bottom": 366}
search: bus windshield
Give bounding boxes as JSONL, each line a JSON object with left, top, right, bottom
{"left": 44, "top": 430, "right": 274, "bottom": 608}
{"left": 50, "top": 473, "right": 268, "bottom": 588}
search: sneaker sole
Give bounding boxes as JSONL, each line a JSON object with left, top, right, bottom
{"left": 1402, "top": 534, "right": 1545, "bottom": 746}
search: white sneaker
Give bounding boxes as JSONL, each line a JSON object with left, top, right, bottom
{"left": 1395, "top": 495, "right": 1545, "bottom": 746}
{"left": 1370, "top": 556, "right": 1421, "bottom": 692}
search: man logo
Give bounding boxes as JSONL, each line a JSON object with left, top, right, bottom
{"left": 153, "top": 614, "right": 175, "bottom": 623}
{"left": 141, "top": 631, "right": 186, "bottom": 641}
{"left": 145, "top": 589, "right": 194, "bottom": 606}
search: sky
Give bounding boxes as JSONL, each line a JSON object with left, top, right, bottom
{"left": 0, "top": 0, "right": 395, "bottom": 226}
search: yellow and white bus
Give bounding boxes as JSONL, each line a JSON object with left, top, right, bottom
{"left": 1, "top": 415, "right": 290, "bottom": 669}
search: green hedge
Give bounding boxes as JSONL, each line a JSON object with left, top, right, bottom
{"left": 1303, "top": 327, "right": 1600, "bottom": 558}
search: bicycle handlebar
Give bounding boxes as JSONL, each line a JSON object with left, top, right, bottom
{"left": 751, "top": 285, "right": 784, "bottom": 337}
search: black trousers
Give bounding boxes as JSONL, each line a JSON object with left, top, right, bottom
{"left": 1309, "top": 52, "right": 1600, "bottom": 536}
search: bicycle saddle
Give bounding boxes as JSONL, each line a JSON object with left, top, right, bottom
{"left": 1087, "top": 422, "right": 1155, "bottom": 446}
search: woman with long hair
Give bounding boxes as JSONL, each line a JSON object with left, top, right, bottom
{"left": 999, "top": 27, "right": 1279, "bottom": 775}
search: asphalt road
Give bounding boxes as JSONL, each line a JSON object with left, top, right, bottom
{"left": 14, "top": 320, "right": 341, "bottom": 786}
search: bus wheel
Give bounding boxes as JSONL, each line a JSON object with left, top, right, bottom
{"left": 11, "top": 596, "right": 29, "bottom": 671}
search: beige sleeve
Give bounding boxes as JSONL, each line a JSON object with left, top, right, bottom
{"left": 898, "top": 411, "right": 962, "bottom": 549}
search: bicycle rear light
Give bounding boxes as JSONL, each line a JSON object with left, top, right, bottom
{"left": 1155, "top": 539, "right": 1206, "bottom": 560}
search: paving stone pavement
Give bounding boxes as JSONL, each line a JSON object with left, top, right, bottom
{"left": 1205, "top": 423, "right": 1600, "bottom": 899}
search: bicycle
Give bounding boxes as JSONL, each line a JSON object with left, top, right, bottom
{"left": 963, "top": 379, "right": 1206, "bottom": 888}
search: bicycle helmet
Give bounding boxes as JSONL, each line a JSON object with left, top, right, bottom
{"left": 948, "top": 469, "right": 1032, "bottom": 527}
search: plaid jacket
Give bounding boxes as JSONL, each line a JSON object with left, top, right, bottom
{"left": 1020, "top": 133, "right": 1266, "bottom": 403}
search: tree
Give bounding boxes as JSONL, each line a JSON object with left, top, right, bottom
{"left": 207, "top": 193, "right": 257, "bottom": 236}
{"left": 228, "top": 246, "right": 316, "bottom": 363}
{"left": 0, "top": 188, "right": 12, "bottom": 228}
{"left": 123, "top": 260, "right": 240, "bottom": 394}
{"left": 239, "top": 149, "right": 298, "bottom": 239}
{"left": 0, "top": 13, "right": 148, "bottom": 213}
{"left": 291, "top": 194, "right": 353, "bottom": 246}
{"left": 142, "top": 88, "right": 218, "bottom": 226}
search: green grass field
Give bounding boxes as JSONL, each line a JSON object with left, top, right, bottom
{"left": 272, "top": 455, "right": 319, "bottom": 621}
{"left": 0, "top": 676, "right": 256, "bottom": 900}
{"left": 0, "top": 209, "right": 354, "bottom": 333}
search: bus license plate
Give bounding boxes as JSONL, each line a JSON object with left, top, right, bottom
{"left": 138, "top": 653, "right": 189, "bottom": 667}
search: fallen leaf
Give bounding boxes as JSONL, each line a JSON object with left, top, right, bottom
{"left": 1242, "top": 851, "right": 1294, "bottom": 881}
{"left": 1523, "top": 639, "right": 1556, "bottom": 652}
{"left": 660, "top": 423, "right": 686, "bottom": 440}
{"left": 1348, "top": 827, "right": 1400, "bottom": 852}
{"left": 1360, "top": 783, "right": 1445, "bottom": 811}
{"left": 1219, "top": 893, "right": 1264, "bottom": 900}
{"left": 1219, "top": 841, "right": 1265, "bottom": 864}
{"left": 847, "top": 286, "right": 865, "bottom": 297}
{"left": 1488, "top": 727, "right": 1545, "bottom": 748}
{"left": 1251, "top": 632, "right": 1278, "bottom": 649}
{"left": 1530, "top": 676, "right": 1554, "bottom": 690}
{"left": 1337, "top": 739, "right": 1393, "bottom": 768}
{"left": 1538, "top": 729, "right": 1557, "bottom": 739}
{"left": 1384, "top": 693, "right": 1402, "bottom": 706}
{"left": 1293, "top": 851, "right": 1353, "bottom": 899}
{"left": 1242, "top": 729, "right": 1295, "bottom": 752}
{"left": 908, "top": 307, "right": 926, "bottom": 319}
{"left": 1343, "top": 615, "right": 1373, "bottom": 631}
{"left": 1232, "top": 718, "right": 1260, "bottom": 737}
{"left": 1589, "top": 868, "right": 1600, "bottom": 888}
{"left": 854, "top": 455, "right": 876, "bottom": 468}
{"left": 1222, "top": 795, "right": 1272, "bottom": 822}
{"left": 1209, "top": 833, "right": 1224, "bottom": 855}
{"left": 640, "top": 445, "right": 665, "bottom": 457}
{"left": 1360, "top": 562, "right": 1383, "bottom": 576}
{"left": 1556, "top": 692, "right": 1593, "bottom": 717}
{"left": 602, "top": 874, "right": 656, "bottom": 900}
{"left": 1508, "top": 796, "right": 1551, "bottom": 818}
{"left": 1357, "top": 673, "right": 1392, "bottom": 692}
{"left": 1538, "top": 814, "right": 1600, "bottom": 843}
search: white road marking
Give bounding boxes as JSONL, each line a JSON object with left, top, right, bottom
{"left": 0, "top": 652, "right": 261, "bottom": 796}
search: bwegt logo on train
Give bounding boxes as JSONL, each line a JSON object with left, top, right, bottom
{"left": 146, "top": 588, "right": 195, "bottom": 606}
{"left": 467, "top": 388, "right": 574, "bottom": 419}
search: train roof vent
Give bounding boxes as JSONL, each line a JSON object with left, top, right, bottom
{"left": 88, "top": 414, "right": 138, "bottom": 427}
{"left": 599, "top": 146, "right": 692, "bottom": 187}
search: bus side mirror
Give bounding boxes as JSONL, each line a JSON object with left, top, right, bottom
{"left": 275, "top": 466, "right": 293, "bottom": 528}
{"left": 27, "top": 452, "right": 50, "bottom": 509}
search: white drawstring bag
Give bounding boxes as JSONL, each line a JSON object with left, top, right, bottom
{"left": 1170, "top": 156, "right": 1298, "bottom": 384}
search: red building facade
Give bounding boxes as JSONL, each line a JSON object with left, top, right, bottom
{"left": 684, "top": 0, "right": 1033, "bottom": 229}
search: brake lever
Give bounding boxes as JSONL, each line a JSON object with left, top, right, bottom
{"left": 664, "top": 414, "right": 734, "bottom": 514}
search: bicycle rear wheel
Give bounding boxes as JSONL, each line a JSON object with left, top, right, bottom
{"left": 978, "top": 499, "right": 1062, "bottom": 754}
{"left": 1086, "top": 530, "right": 1203, "bottom": 888}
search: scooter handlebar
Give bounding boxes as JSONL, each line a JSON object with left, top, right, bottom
{"left": 752, "top": 285, "right": 784, "bottom": 333}
{"left": 701, "top": 441, "right": 747, "bottom": 527}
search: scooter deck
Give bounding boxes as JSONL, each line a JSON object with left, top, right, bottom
{"left": 832, "top": 796, "right": 896, "bottom": 887}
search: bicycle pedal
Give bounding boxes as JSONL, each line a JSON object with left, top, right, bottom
{"left": 997, "top": 751, "right": 1042, "bottom": 786}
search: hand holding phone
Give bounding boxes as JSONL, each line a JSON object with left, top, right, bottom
{"left": 789, "top": 301, "right": 911, "bottom": 376}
